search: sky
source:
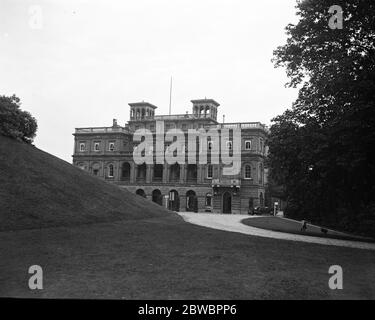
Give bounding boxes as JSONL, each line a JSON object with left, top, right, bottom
{"left": 0, "top": 0, "right": 300, "bottom": 162}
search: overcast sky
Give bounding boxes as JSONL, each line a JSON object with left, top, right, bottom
{"left": 0, "top": 0, "right": 300, "bottom": 162}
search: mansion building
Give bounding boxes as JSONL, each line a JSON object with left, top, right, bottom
{"left": 72, "top": 99, "right": 268, "bottom": 214}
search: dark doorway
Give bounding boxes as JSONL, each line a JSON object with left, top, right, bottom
{"left": 168, "top": 190, "right": 180, "bottom": 212}
{"left": 186, "top": 190, "right": 198, "bottom": 212}
{"left": 222, "top": 191, "right": 232, "bottom": 214}
{"left": 152, "top": 189, "right": 163, "bottom": 206}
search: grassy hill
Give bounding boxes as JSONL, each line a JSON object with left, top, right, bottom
{"left": 0, "top": 135, "right": 171, "bottom": 231}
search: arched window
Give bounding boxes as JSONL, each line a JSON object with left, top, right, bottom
{"left": 244, "top": 165, "right": 251, "bottom": 179}
{"left": 245, "top": 140, "right": 252, "bottom": 150}
{"left": 122, "top": 162, "right": 130, "bottom": 180}
{"left": 108, "top": 164, "right": 114, "bottom": 178}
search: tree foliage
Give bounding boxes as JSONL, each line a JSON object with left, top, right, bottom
{"left": 269, "top": 0, "right": 375, "bottom": 236}
{"left": 0, "top": 95, "right": 38, "bottom": 144}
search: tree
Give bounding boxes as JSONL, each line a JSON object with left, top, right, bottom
{"left": 270, "top": 0, "right": 375, "bottom": 236}
{"left": 0, "top": 95, "right": 38, "bottom": 143}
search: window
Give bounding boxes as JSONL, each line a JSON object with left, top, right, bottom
{"left": 244, "top": 165, "right": 252, "bottom": 179}
{"left": 109, "top": 142, "right": 115, "bottom": 151}
{"left": 207, "top": 165, "right": 213, "bottom": 179}
{"left": 94, "top": 142, "right": 100, "bottom": 151}
{"left": 245, "top": 140, "right": 252, "bottom": 150}
{"left": 79, "top": 142, "right": 86, "bottom": 152}
{"left": 153, "top": 164, "right": 163, "bottom": 180}
{"left": 226, "top": 141, "right": 232, "bottom": 150}
{"left": 108, "top": 164, "right": 114, "bottom": 178}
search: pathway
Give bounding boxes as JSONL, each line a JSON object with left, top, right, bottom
{"left": 178, "top": 212, "right": 375, "bottom": 250}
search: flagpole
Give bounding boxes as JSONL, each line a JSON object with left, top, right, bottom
{"left": 169, "top": 77, "right": 172, "bottom": 115}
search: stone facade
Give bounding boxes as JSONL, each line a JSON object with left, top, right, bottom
{"left": 72, "top": 99, "right": 267, "bottom": 214}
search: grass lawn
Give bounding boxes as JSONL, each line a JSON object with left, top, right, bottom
{"left": 242, "top": 216, "right": 374, "bottom": 242}
{"left": 1, "top": 213, "right": 375, "bottom": 300}
{"left": 1, "top": 136, "right": 374, "bottom": 299}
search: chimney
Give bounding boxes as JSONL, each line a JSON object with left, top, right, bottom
{"left": 112, "top": 119, "right": 118, "bottom": 127}
{"left": 223, "top": 115, "right": 225, "bottom": 123}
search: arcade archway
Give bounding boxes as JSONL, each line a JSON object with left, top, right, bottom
{"left": 186, "top": 190, "right": 198, "bottom": 212}
{"left": 168, "top": 190, "right": 180, "bottom": 212}
{"left": 135, "top": 189, "right": 146, "bottom": 198}
{"left": 152, "top": 189, "right": 163, "bottom": 206}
